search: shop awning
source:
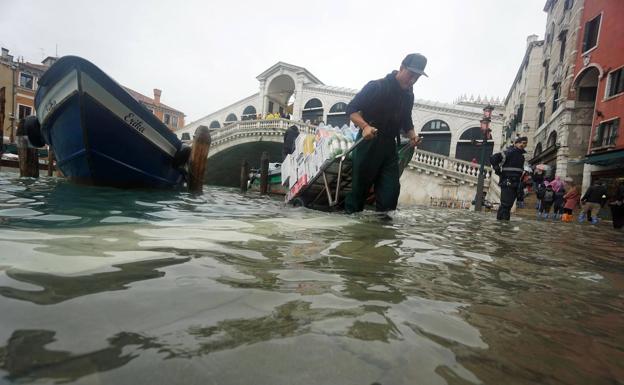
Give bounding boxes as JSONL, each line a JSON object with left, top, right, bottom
{"left": 584, "top": 149, "right": 624, "bottom": 166}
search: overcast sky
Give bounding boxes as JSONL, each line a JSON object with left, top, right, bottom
{"left": 1, "top": 0, "right": 547, "bottom": 124}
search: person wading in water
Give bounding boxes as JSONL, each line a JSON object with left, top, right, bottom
{"left": 345, "top": 53, "right": 425, "bottom": 213}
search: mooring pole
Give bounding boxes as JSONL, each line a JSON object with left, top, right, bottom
{"left": 47, "top": 147, "right": 54, "bottom": 177}
{"left": 260, "top": 151, "right": 269, "bottom": 194}
{"left": 16, "top": 119, "right": 39, "bottom": 178}
{"left": 188, "top": 125, "right": 211, "bottom": 193}
{"left": 240, "top": 159, "right": 249, "bottom": 193}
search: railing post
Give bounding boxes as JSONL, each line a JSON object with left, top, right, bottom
{"left": 260, "top": 151, "right": 269, "bottom": 194}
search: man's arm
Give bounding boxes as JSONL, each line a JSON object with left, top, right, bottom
{"left": 346, "top": 81, "right": 381, "bottom": 140}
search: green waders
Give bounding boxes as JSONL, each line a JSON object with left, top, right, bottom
{"left": 345, "top": 133, "right": 400, "bottom": 213}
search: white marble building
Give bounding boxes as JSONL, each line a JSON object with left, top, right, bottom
{"left": 502, "top": 35, "right": 545, "bottom": 157}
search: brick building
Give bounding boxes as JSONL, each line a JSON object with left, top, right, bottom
{"left": 123, "top": 87, "right": 185, "bottom": 131}
{"left": 573, "top": 0, "right": 624, "bottom": 191}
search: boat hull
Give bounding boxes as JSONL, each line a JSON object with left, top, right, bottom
{"left": 34, "top": 56, "right": 185, "bottom": 188}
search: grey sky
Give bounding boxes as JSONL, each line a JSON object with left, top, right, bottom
{"left": 1, "top": 0, "right": 547, "bottom": 123}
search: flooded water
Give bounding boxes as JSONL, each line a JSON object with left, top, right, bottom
{"left": 1, "top": 171, "right": 623, "bottom": 385}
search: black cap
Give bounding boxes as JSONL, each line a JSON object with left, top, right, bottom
{"left": 514, "top": 136, "right": 528, "bottom": 143}
{"left": 402, "top": 53, "right": 428, "bottom": 77}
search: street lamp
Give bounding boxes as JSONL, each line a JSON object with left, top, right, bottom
{"left": 474, "top": 104, "right": 494, "bottom": 212}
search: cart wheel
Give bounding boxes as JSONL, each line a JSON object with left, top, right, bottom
{"left": 291, "top": 197, "right": 306, "bottom": 207}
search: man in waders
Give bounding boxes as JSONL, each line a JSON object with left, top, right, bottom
{"left": 345, "top": 53, "right": 426, "bottom": 213}
{"left": 493, "top": 136, "right": 528, "bottom": 220}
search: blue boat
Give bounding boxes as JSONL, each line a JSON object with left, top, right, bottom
{"left": 27, "top": 56, "right": 190, "bottom": 188}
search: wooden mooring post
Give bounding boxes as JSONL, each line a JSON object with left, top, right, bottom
{"left": 260, "top": 151, "right": 269, "bottom": 194}
{"left": 16, "top": 119, "right": 39, "bottom": 178}
{"left": 240, "top": 159, "right": 249, "bottom": 193}
{"left": 47, "top": 147, "right": 55, "bottom": 176}
{"left": 188, "top": 125, "right": 211, "bottom": 193}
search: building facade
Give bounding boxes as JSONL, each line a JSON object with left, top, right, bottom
{"left": 529, "top": 0, "right": 591, "bottom": 183}
{"left": 123, "top": 87, "right": 185, "bottom": 132}
{"left": 574, "top": 0, "right": 624, "bottom": 192}
{"left": 179, "top": 61, "right": 503, "bottom": 166}
{"left": 0, "top": 49, "right": 16, "bottom": 142}
{"left": 502, "top": 35, "right": 545, "bottom": 157}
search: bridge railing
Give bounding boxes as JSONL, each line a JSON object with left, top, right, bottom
{"left": 210, "top": 119, "right": 316, "bottom": 142}
{"left": 409, "top": 148, "right": 493, "bottom": 184}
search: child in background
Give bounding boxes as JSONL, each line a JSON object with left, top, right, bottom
{"left": 539, "top": 182, "right": 555, "bottom": 219}
{"left": 551, "top": 176, "right": 565, "bottom": 220}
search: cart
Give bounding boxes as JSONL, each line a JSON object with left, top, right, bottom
{"left": 285, "top": 139, "right": 415, "bottom": 211}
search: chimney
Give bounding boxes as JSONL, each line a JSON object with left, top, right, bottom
{"left": 1, "top": 48, "right": 8, "bottom": 58}
{"left": 153, "top": 88, "right": 162, "bottom": 105}
{"left": 526, "top": 34, "right": 538, "bottom": 48}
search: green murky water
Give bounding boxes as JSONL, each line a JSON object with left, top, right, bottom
{"left": 0, "top": 172, "right": 623, "bottom": 385}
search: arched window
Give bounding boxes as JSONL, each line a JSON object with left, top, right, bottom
{"left": 547, "top": 131, "right": 557, "bottom": 148}
{"left": 225, "top": 113, "right": 238, "bottom": 122}
{"left": 302, "top": 98, "right": 324, "bottom": 125}
{"left": 421, "top": 119, "right": 450, "bottom": 132}
{"left": 534, "top": 142, "right": 543, "bottom": 156}
{"left": 241, "top": 106, "right": 257, "bottom": 121}
{"left": 304, "top": 98, "right": 323, "bottom": 109}
{"left": 455, "top": 127, "right": 494, "bottom": 165}
{"left": 209, "top": 120, "right": 221, "bottom": 129}
{"left": 327, "top": 102, "right": 348, "bottom": 127}
{"left": 418, "top": 119, "right": 451, "bottom": 156}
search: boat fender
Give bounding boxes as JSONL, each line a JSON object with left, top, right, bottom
{"left": 173, "top": 145, "right": 192, "bottom": 167}
{"left": 24, "top": 116, "right": 46, "bottom": 148}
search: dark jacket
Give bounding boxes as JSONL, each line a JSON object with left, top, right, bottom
{"left": 346, "top": 71, "right": 414, "bottom": 140}
{"left": 282, "top": 125, "right": 299, "bottom": 160}
{"left": 500, "top": 146, "right": 526, "bottom": 178}
{"left": 582, "top": 184, "right": 608, "bottom": 205}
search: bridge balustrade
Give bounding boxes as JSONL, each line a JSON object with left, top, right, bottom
{"left": 409, "top": 148, "right": 492, "bottom": 186}
{"left": 211, "top": 119, "right": 316, "bottom": 142}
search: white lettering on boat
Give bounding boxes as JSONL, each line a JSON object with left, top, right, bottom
{"left": 124, "top": 113, "right": 146, "bottom": 134}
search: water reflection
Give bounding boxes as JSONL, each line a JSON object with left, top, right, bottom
{"left": 0, "top": 257, "right": 189, "bottom": 305}
{"left": 0, "top": 329, "right": 159, "bottom": 383}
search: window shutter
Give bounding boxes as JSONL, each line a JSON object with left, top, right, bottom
{"left": 582, "top": 23, "right": 591, "bottom": 52}
{"left": 592, "top": 125, "right": 601, "bottom": 145}
{"left": 611, "top": 119, "right": 620, "bottom": 144}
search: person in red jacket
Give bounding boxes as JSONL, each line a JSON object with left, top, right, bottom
{"left": 562, "top": 178, "right": 580, "bottom": 221}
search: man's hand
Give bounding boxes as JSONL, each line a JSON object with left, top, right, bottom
{"left": 362, "top": 124, "right": 378, "bottom": 140}
{"left": 409, "top": 136, "right": 422, "bottom": 148}
{"left": 405, "top": 129, "right": 421, "bottom": 148}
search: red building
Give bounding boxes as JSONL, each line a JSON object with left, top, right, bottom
{"left": 123, "top": 87, "right": 185, "bottom": 132}
{"left": 572, "top": 0, "right": 624, "bottom": 189}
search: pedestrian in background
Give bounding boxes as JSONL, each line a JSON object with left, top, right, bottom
{"left": 562, "top": 177, "right": 580, "bottom": 222}
{"left": 492, "top": 136, "right": 527, "bottom": 221}
{"left": 608, "top": 180, "right": 624, "bottom": 229}
{"left": 551, "top": 176, "right": 565, "bottom": 220}
{"left": 579, "top": 180, "right": 608, "bottom": 224}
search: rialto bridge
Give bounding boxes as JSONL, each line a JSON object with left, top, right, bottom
{"left": 176, "top": 62, "right": 504, "bottom": 205}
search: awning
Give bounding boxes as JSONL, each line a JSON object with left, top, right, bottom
{"left": 584, "top": 149, "right": 624, "bottom": 166}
